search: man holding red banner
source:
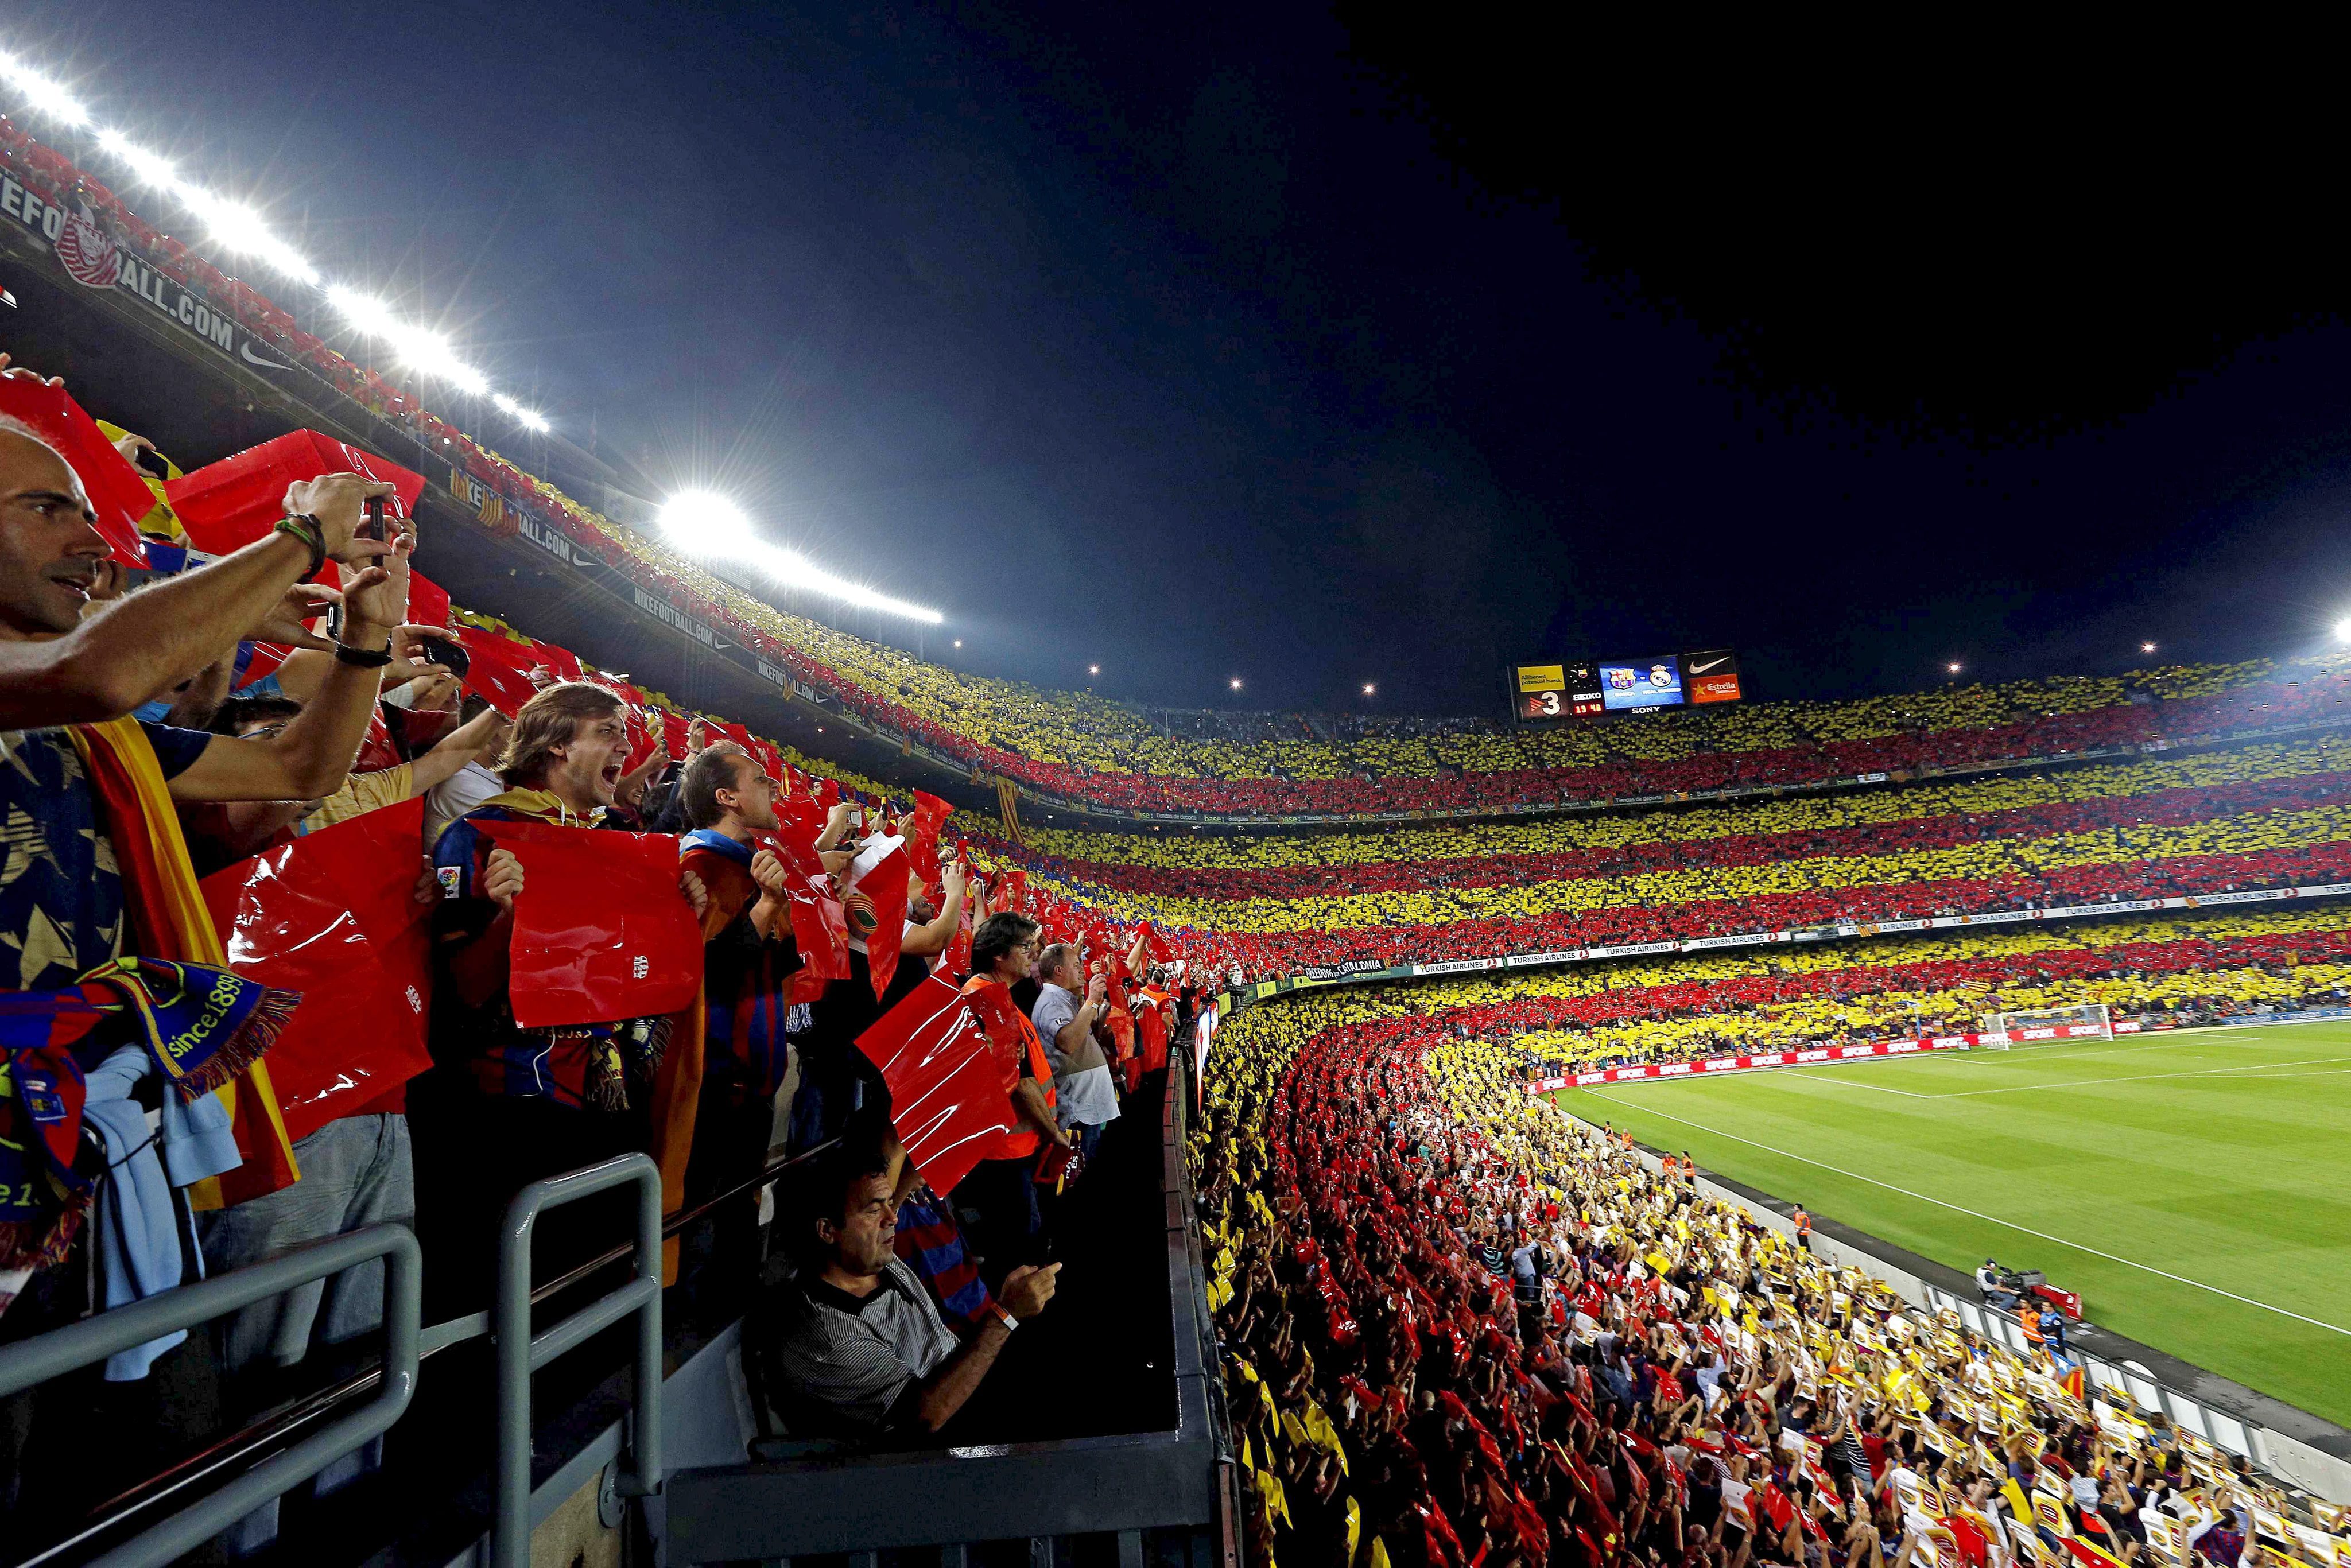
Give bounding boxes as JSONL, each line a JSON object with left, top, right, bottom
{"left": 419, "top": 680, "right": 709, "bottom": 1307}
{"left": 674, "top": 744, "right": 809, "bottom": 1302}
{"left": 957, "top": 912, "right": 1072, "bottom": 1284}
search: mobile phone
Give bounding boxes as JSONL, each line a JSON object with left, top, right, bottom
{"left": 416, "top": 634, "right": 470, "bottom": 680}
{"left": 132, "top": 445, "right": 171, "bottom": 483}
{"left": 360, "top": 495, "right": 388, "bottom": 566}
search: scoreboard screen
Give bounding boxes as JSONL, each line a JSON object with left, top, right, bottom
{"left": 1597, "top": 655, "right": 1684, "bottom": 712}
{"left": 1510, "top": 661, "right": 1603, "bottom": 725}
{"left": 1507, "top": 649, "right": 1743, "bottom": 725}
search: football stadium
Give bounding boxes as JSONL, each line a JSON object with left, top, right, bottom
{"left": 0, "top": 17, "right": 2346, "bottom": 1568}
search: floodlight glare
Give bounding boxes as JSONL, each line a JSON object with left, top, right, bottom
{"left": 2336, "top": 617, "right": 2351, "bottom": 645}
{"left": 658, "top": 491, "right": 944, "bottom": 624}
{"left": 0, "top": 51, "right": 92, "bottom": 126}
{"left": 95, "top": 128, "right": 176, "bottom": 189}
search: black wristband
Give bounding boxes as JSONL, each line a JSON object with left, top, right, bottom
{"left": 333, "top": 635, "right": 394, "bottom": 669}
{"left": 273, "top": 513, "right": 328, "bottom": 578}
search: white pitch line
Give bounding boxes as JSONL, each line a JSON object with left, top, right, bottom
{"left": 1934, "top": 1054, "right": 2351, "bottom": 1099}
{"left": 1767, "top": 1073, "right": 1941, "bottom": 1100}
{"left": 1577, "top": 1088, "right": 2351, "bottom": 1339}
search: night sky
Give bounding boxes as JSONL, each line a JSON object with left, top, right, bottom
{"left": 13, "top": 6, "right": 2351, "bottom": 716}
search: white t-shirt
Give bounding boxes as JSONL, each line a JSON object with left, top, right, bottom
{"left": 425, "top": 759, "right": 505, "bottom": 847}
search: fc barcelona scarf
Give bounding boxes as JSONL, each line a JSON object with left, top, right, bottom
{"left": 69, "top": 716, "right": 302, "bottom": 1210}
{"left": 0, "top": 955, "right": 296, "bottom": 1268}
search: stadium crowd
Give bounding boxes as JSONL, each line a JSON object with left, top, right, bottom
{"left": 1318, "top": 907, "right": 2351, "bottom": 1076}
{"left": 966, "top": 739, "right": 2351, "bottom": 981}
{"left": 1196, "top": 989, "right": 2348, "bottom": 1568}
{"left": 0, "top": 366, "right": 1210, "bottom": 1528}
{"left": 1, "top": 313, "right": 2348, "bottom": 1554}
{"left": 9, "top": 113, "right": 2350, "bottom": 1568}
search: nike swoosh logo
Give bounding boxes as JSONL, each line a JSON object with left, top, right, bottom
{"left": 1686, "top": 656, "right": 1729, "bottom": 674}
{"left": 240, "top": 341, "right": 293, "bottom": 371}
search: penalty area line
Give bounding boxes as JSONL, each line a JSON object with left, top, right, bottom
{"left": 1576, "top": 1088, "right": 2351, "bottom": 1340}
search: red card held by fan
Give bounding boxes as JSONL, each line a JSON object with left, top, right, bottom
{"left": 855, "top": 976, "right": 1016, "bottom": 1196}
{"left": 0, "top": 376, "right": 152, "bottom": 567}
{"left": 454, "top": 625, "right": 546, "bottom": 718}
{"left": 200, "top": 798, "right": 436, "bottom": 1144}
{"left": 476, "top": 819, "right": 702, "bottom": 1028}
{"left": 165, "top": 430, "right": 426, "bottom": 557}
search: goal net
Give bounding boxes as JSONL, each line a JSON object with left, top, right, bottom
{"left": 1977, "top": 1003, "right": 2112, "bottom": 1049}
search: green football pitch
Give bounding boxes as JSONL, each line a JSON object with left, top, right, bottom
{"left": 1553, "top": 1023, "right": 2351, "bottom": 1426}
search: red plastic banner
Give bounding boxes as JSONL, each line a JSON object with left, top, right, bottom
{"left": 165, "top": 430, "right": 426, "bottom": 556}
{"left": 477, "top": 819, "right": 703, "bottom": 1028}
{"left": 405, "top": 569, "right": 452, "bottom": 632}
{"left": 0, "top": 377, "right": 153, "bottom": 566}
{"left": 453, "top": 626, "right": 546, "bottom": 718}
{"left": 200, "top": 798, "right": 435, "bottom": 1143}
{"left": 849, "top": 845, "right": 910, "bottom": 1000}
{"left": 855, "top": 976, "right": 1017, "bottom": 1196}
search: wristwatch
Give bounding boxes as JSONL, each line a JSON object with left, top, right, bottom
{"left": 333, "top": 635, "right": 395, "bottom": 669}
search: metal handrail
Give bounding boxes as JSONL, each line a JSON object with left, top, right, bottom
{"left": 15, "top": 1135, "right": 840, "bottom": 1568}
{"left": 493, "top": 1152, "right": 665, "bottom": 1567}
{"left": 0, "top": 1224, "right": 421, "bottom": 1568}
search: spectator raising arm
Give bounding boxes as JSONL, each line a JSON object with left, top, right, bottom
{"left": 169, "top": 501, "right": 414, "bottom": 803}
{"left": 899, "top": 860, "right": 968, "bottom": 957}
{"left": 0, "top": 417, "right": 399, "bottom": 729}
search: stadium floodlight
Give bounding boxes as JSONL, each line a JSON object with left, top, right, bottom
{"left": 95, "top": 127, "right": 176, "bottom": 189}
{"left": 657, "top": 490, "right": 945, "bottom": 625}
{"left": 1, "top": 41, "right": 564, "bottom": 429}
{"left": 166, "top": 184, "right": 319, "bottom": 285}
{"left": 2141, "top": 641, "right": 2158, "bottom": 654}
{"left": 1088, "top": 664, "right": 1100, "bottom": 676}
{"left": 2337, "top": 616, "right": 2351, "bottom": 645}
{"left": 1229, "top": 677, "right": 1243, "bottom": 690}
{"left": 491, "top": 393, "right": 551, "bottom": 433}
{"left": 953, "top": 639, "right": 963, "bottom": 649}
{"left": 327, "top": 287, "right": 490, "bottom": 395}
{"left": 1362, "top": 682, "right": 1376, "bottom": 696}
{"left": 0, "top": 49, "right": 92, "bottom": 126}
{"left": 1946, "top": 661, "right": 1963, "bottom": 675}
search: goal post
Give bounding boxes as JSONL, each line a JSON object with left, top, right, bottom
{"left": 1978, "top": 1002, "right": 2112, "bottom": 1049}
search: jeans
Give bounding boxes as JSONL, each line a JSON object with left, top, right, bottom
{"left": 197, "top": 1113, "right": 414, "bottom": 1555}
{"left": 200, "top": 1113, "right": 415, "bottom": 1373}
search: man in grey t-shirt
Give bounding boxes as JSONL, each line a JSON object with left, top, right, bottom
{"left": 1029, "top": 944, "right": 1119, "bottom": 1160}
{"left": 764, "top": 1140, "right": 1057, "bottom": 1441}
